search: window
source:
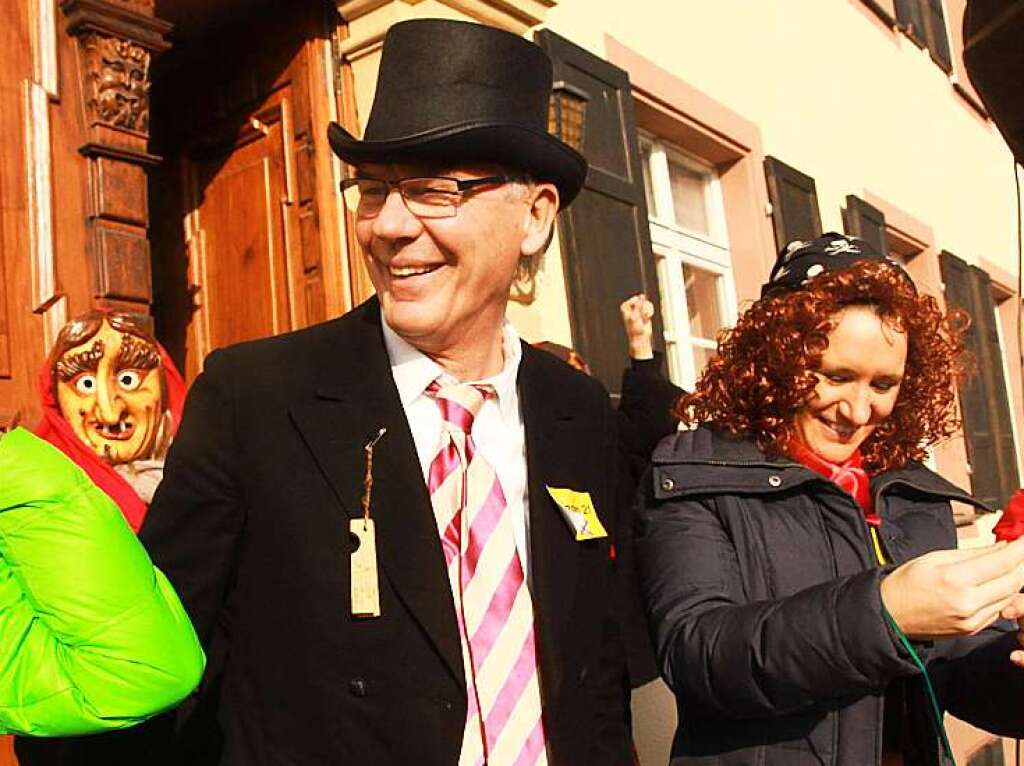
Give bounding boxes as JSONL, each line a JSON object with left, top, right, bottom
{"left": 640, "top": 134, "right": 738, "bottom": 390}
{"left": 895, "top": 0, "right": 953, "bottom": 72}
{"left": 967, "top": 739, "right": 1005, "bottom": 766}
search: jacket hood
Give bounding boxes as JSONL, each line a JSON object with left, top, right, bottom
{"left": 652, "top": 425, "right": 787, "bottom": 465}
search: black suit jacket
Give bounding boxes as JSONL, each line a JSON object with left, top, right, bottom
{"left": 129, "top": 299, "right": 633, "bottom": 765}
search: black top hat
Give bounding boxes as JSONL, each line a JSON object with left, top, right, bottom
{"left": 327, "top": 19, "right": 587, "bottom": 207}
{"left": 760, "top": 232, "right": 915, "bottom": 298}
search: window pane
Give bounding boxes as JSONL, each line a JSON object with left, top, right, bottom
{"left": 640, "top": 142, "right": 657, "bottom": 218}
{"left": 967, "top": 740, "right": 1005, "bottom": 766}
{"left": 668, "top": 158, "right": 709, "bottom": 234}
{"left": 683, "top": 264, "right": 722, "bottom": 340}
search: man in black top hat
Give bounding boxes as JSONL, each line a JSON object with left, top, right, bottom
{"left": 127, "top": 17, "right": 638, "bottom": 766}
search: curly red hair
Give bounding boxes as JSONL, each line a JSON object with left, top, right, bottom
{"left": 676, "top": 260, "right": 970, "bottom": 472}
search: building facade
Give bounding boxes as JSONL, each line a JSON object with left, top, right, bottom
{"left": 0, "top": 0, "right": 1021, "bottom": 763}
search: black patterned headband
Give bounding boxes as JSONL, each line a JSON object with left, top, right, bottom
{"left": 761, "top": 232, "right": 914, "bottom": 298}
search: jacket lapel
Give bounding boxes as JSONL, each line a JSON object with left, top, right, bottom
{"left": 519, "top": 346, "right": 592, "bottom": 698}
{"left": 287, "top": 300, "right": 464, "bottom": 686}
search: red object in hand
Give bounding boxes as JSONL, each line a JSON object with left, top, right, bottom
{"left": 992, "top": 489, "right": 1024, "bottom": 542}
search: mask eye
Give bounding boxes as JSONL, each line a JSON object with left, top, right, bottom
{"left": 74, "top": 374, "right": 97, "bottom": 394}
{"left": 117, "top": 370, "right": 142, "bottom": 391}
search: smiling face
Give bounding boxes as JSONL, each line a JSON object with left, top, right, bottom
{"left": 55, "top": 321, "right": 164, "bottom": 464}
{"left": 353, "top": 162, "right": 556, "bottom": 374}
{"left": 793, "top": 305, "right": 908, "bottom": 463}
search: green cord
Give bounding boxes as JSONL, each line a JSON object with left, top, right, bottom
{"left": 883, "top": 608, "right": 955, "bottom": 763}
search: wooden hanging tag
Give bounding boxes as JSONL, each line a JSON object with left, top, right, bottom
{"left": 351, "top": 427, "right": 385, "bottom": 618}
{"left": 350, "top": 518, "right": 381, "bottom": 618}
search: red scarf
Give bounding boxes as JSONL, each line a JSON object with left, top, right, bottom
{"left": 33, "top": 342, "right": 186, "bottom": 532}
{"left": 786, "top": 438, "right": 879, "bottom": 527}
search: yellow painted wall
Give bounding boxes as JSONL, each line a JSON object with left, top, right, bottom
{"left": 533, "top": 3, "right": 1022, "bottom": 762}
{"left": 506, "top": 235, "right": 577, "bottom": 345}
{"left": 543, "top": 0, "right": 1020, "bottom": 275}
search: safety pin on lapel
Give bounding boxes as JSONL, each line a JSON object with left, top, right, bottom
{"left": 351, "top": 428, "right": 386, "bottom": 618}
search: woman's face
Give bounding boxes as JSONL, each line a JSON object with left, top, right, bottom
{"left": 793, "top": 305, "right": 908, "bottom": 463}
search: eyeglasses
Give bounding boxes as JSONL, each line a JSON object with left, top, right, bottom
{"left": 339, "top": 175, "right": 515, "bottom": 219}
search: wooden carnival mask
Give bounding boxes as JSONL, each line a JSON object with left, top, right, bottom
{"left": 51, "top": 313, "right": 166, "bottom": 465}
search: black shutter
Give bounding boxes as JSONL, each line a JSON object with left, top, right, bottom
{"left": 923, "top": 0, "right": 952, "bottom": 72}
{"left": 764, "top": 156, "right": 823, "bottom": 251}
{"left": 940, "top": 251, "right": 1019, "bottom": 509}
{"left": 858, "top": 0, "right": 897, "bottom": 25}
{"left": 842, "top": 195, "right": 889, "bottom": 256}
{"left": 940, "top": 251, "right": 999, "bottom": 508}
{"left": 895, "top": 0, "right": 929, "bottom": 47}
{"left": 968, "top": 265, "right": 1020, "bottom": 508}
{"left": 536, "top": 30, "right": 662, "bottom": 396}
{"left": 895, "top": 0, "right": 952, "bottom": 70}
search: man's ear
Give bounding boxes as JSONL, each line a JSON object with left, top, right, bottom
{"left": 520, "top": 182, "right": 559, "bottom": 258}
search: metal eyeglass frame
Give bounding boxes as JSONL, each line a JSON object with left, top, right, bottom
{"left": 339, "top": 175, "right": 517, "bottom": 219}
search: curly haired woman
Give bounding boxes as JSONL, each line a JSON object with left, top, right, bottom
{"left": 638, "top": 233, "right": 1024, "bottom": 765}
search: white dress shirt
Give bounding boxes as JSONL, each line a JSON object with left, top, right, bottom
{"left": 381, "top": 320, "right": 531, "bottom": 574}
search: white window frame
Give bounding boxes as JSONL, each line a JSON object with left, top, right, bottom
{"left": 640, "top": 132, "right": 738, "bottom": 391}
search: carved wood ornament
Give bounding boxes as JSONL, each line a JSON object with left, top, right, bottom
{"left": 83, "top": 33, "right": 151, "bottom": 132}
{"left": 61, "top": 0, "right": 171, "bottom": 313}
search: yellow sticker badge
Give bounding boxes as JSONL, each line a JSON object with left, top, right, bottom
{"left": 546, "top": 486, "right": 608, "bottom": 541}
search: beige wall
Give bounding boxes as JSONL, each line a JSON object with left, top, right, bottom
{"left": 539, "top": 0, "right": 1022, "bottom": 499}
{"left": 534, "top": 3, "right": 1020, "bottom": 760}
{"left": 506, "top": 235, "right": 576, "bottom": 346}
{"left": 543, "top": 0, "right": 1020, "bottom": 276}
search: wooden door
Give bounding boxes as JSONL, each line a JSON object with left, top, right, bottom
{"left": 185, "top": 89, "right": 306, "bottom": 363}
{"left": 149, "top": 1, "right": 338, "bottom": 381}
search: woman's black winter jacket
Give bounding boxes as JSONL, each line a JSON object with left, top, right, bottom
{"left": 637, "top": 425, "right": 1024, "bottom": 765}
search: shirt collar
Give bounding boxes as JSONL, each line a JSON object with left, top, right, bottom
{"left": 382, "top": 319, "right": 522, "bottom": 417}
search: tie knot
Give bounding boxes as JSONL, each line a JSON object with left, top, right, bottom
{"left": 427, "top": 381, "right": 493, "bottom": 434}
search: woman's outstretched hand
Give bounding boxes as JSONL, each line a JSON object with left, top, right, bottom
{"left": 880, "top": 537, "right": 1024, "bottom": 641}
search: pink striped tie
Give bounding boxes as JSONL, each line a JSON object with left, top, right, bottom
{"left": 426, "top": 382, "right": 547, "bottom": 766}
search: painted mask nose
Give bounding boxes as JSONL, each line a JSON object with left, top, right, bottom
{"left": 94, "top": 377, "right": 125, "bottom": 424}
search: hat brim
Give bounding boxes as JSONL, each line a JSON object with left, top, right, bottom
{"left": 328, "top": 121, "right": 587, "bottom": 208}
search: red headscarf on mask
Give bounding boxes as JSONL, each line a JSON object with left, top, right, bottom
{"left": 34, "top": 336, "right": 186, "bottom": 532}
